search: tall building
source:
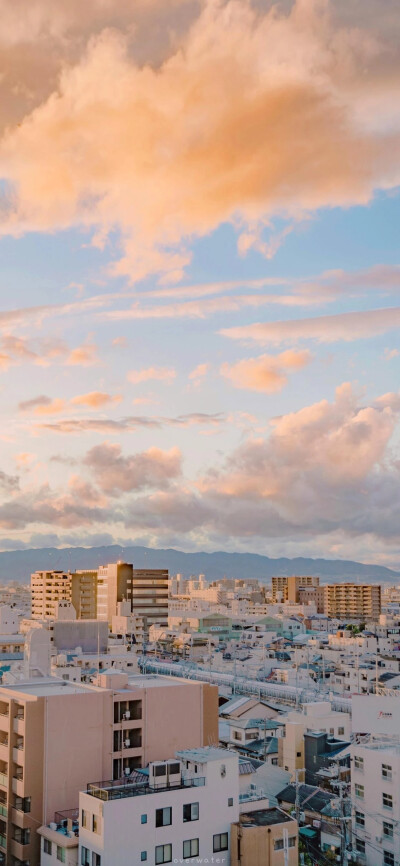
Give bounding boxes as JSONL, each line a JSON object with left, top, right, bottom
{"left": 323, "top": 583, "right": 381, "bottom": 620}
{"left": 0, "top": 671, "right": 218, "bottom": 865}
{"left": 31, "top": 570, "right": 97, "bottom": 621}
{"left": 351, "top": 740, "right": 400, "bottom": 866}
{"left": 271, "top": 575, "right": 320, "bottom": 603}
{"left": 96, "top": 562, "right": 133, "bottom": 623}
{"left": 132, "top": 568, "right": 169, "bottom": 628}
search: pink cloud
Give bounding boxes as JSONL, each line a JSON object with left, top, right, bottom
{"left": 0, "top": 1, "right": 399, "bottom": 281}
{"left": 71, "top": 391, "right": 121, "bottom": 409}
{"left": 127, "top": 366, "right": 176, "bottom": 385}
{"left": 221, "top": 349, "right": 311, "bottom": 393}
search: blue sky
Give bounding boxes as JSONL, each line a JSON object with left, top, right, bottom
{"left": 0, "top": 0, "right": 400, "bottom": 565}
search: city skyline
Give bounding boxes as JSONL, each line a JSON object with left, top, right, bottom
{"left": 0, "top": 0, "right": 400, "bottom": 566}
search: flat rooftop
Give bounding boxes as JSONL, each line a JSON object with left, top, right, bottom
{"left": 0, "top": 678, "right": 95, "bottom": 697}
{"left": 240, "top": 808, "right": 294, "bottom": 827}
{"left": 177, "top": 746, "right": 236, "bottom": 763}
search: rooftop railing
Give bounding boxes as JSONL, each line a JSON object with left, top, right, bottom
{"left": 86, "top": 775, "right": 205, "bottom": 802}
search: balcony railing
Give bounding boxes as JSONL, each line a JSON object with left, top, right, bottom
{"left": 87, "top": 775, "right": 205, "bottom": 802}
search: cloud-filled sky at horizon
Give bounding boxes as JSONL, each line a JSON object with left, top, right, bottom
{"left": 1, "top": 0, "right": 400, "bottom": 566}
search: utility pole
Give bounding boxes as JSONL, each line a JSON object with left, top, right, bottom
{"left": 295, "top": 768, "right": 305, "bottom": 824}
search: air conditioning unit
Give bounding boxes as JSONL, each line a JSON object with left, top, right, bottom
{"left": 123, "top": 711, "right": 130, "bottom": 720}
{"left": 166, "top": 760, "right": 181, "bottom": 786}
{"left": 124, "top": 738, "right": 131, "bottom": 748}
{"left": 49, "top": 823, "right": 57, "bottom": 831}
{"left": 124, "top": 767, "right": 131, "bottom": 776}
{"left": 149, "top": 762, "right": 168, "bottom": 789}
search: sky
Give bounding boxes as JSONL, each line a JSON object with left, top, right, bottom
{"left": 0, "top": 0, "right": 400, "bottom": 565}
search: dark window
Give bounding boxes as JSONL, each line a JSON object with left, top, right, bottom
{"left": 44, "top": 839, "right": 52, "bottom": 855}
{"left": 141, "top": 854, "right": 147, "bottom": 863}
{"left": 81, "top": 848, "right": 91, "bottom": 866}
{"left": 228, "top": 798, "right": 233, "bottom": 807}
{"left": 384, "top": 853, "right": 394, "bottom": 866}
{"left": 141, "top": 814, "right": 147, "bottom": 825}
{"left": 213, "top": 833, "right": 228, "bottom": 852}
{"left": 156, "top": 807, "right": 172, "bottom": 828}
{"left": 383, "top": 822, "right": 394, "bottom": 839}
{"left": 355, "top": 811, "right": 365, "bottom": 828}
{"left": 183, "top": 803, "right": 199, "bottom": 823}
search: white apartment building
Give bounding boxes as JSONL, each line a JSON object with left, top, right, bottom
{"left": 351, "top": 740, "right": 400, "bottom": 866}
{"left": 75, "top": 748, "right": 239, "bottom": 866}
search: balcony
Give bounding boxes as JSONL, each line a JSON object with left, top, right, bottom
{"left": 13, "top": 719, "right": 24, "bottom": 737}
{"left": 0, "top": 834, "right": 5, "bottom": 850}
{"left": 0, "top": 774, "right": 7, "bottom": 791}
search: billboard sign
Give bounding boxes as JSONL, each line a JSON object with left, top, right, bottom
{"left": 352, "top": 694, "right": 400, "bottom": 735}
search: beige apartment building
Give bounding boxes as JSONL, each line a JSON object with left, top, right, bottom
{"left": 323, "top": 583, "right": 381, "bottom": 620}
{"left": 96, "top": 564, "right": 169, "bottom": 628}
{"left": 271, "top": 575, "right": 320, "bottom": 603}
{"left": 31, "top": 571, "right": 97, "bottom": 621}
{"left": 0, "top": 671, "right": 217, "bottom": 866}
{"left": 230, "top": 808, "right": 298, "bottom": 866}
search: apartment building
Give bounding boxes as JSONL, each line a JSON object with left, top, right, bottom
{"left": 131, "top": 569, "right": 169, "bottom": 629}
{"left": 75, "top": 747, "right": 239, "bottom": 866}
{"left": 31, "top": 571, "right": 97, "bottom": 621}
{"left": 271, "top": 576, "right": 320, "bottom": 604}
{"left": 351, "top": 740, "right": 400, "bottom": 866}
{"left": 96, "top": 564, "right": 169, "bottom": 629}
{"left": 96, "top": 563, "right": 133, "bottom": 623}
{"left": 0, "top": 671, "right": 218, "bottom": 865}
{"left": 230, "top": 808, "right": 298, "bottom": 866}
{"left": 323, "top": 583, "right": 381, "bottom": 620}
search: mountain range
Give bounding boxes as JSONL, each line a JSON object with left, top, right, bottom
{"left": 0, "top": 544, "right": 399, "bottom": 584}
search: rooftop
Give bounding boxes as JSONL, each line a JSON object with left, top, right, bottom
{"left": 239, "top": 807, "right": 295, "bottom": 827}
{"left": 177, "top": 746, "right": 237, "bottom": 763}
{"left": 86, "top": 774, "right": 205, "bottom": 802}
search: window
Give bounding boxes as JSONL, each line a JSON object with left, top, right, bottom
{"left": 92, "top": 815, "right": 99, "bottom": 833}
{"left": 338, "top": 727, "right": 344, "bottom": 735}
{"left": 183, "top": 803, "right": 199, "bottom": 822}
{"left": 155, "top": 844, "right": 172, "bottom": 864}
{"left": 228, "top": 798, "right": 233, "bottom": 807}
{"left": 383, "top": 793, "right": 393, "bottom": 810}
{"left": 383, "top": 821, "right": 394, "bottom": 839}
{"left": 57, "top": 847, "right": 66, "bottom": 863}
{"left": 355, "top": 839, "right": 365, "bottom": 855}
{"left": 354, "top": 756, "right": 364, "bottom": 771}
{"left": 355, "top": 784, "right": 364, "bottom": 799}
{"left": 141, "top": 855, "right": 147, "bottom": 863}
{"left": 296, "top": 752, "right": 301, "bottom": 758}
{"left": 44, "top": 839, "right": 52, "bottom": 855}
{"left": 141, "top": 814, "right": 147, "bottom": 824}
{"left": 156, "top": 807, "right": 172, "bottom": 828}
{"left": 382, "top": 764, "right": 393, "bottom": 780}
{"left": 274, "top": 838, "right": 296, "bottom": 851}
{"left": 82, "top": 810, "right": 89, "bottom": 828}
{"left": 213, "top": 833, "right": 228, "bottom": 852}
{"left": 183, "top": 839, "right": 199, "bottom": 858}
{"left": 355, "top": 811, "right": 365, "bottom": 828}
{"left": 384, "top": 853, "right": 395, "bottom": 866}
{"left": 92, "top": 855, "right": 101, "bottom": 866}
{"left": 81, "top": 848, "right": 91, "bottom": 866}
{"left": 329, "top": 728, "right": 334, "bottom": 735}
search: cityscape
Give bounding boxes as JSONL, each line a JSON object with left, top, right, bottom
{"left": 0, "top": 0, "right": 400, "bottom": 865}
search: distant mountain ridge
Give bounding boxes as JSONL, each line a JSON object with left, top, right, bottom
{"left": 0, "top": 544, "right": 399, "bottom": 584}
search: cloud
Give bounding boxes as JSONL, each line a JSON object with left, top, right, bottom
{"left": 71, "top": 391, "right": 121, "bottom": 409}
{"left": 1, "top": 1, "right": 399, "bottom": 281}
{"left": 189, "top": 363, "right": 210, "bottom": 386}
{"left": 35, "top": 411, "right": 225, "bottom": 435}
{"left": 221, "top": 349, "right": 311, "bottom": 393}
{"left": 221, "top": 306, "right": 400, "bottom": 346}
{"left": 84, "top": 442, "right": 182, "bottom": 494}
{"left": 127, "top": 366, "right": 176, "bottom": 385}
{"left": 18, "top": 395, "right": 64, "bottom": 416}
{"left": 66, "top": 341, "right": 99, "bottom": 366}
